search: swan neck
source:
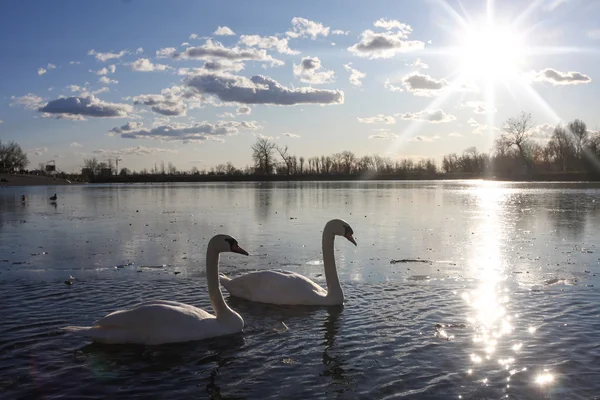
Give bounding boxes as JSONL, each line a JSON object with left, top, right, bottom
{"left": 322, "top": 228, "right": 343, "bottom": 301}
{"left": 206, "top": 247, "right": 234, "bottom": 319}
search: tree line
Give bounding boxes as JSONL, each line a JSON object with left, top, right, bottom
{"left": 0, "top": 141, "right": 29, "bottom": 173}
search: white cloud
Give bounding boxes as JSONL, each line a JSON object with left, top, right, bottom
{"left": 173, "top": 39, "right": 283, "bottom": 67}
{"left": 373, "top": 19, "right": 412, "bottom": 34}
{"left": 348, "top": 29, "right": 424, "bottom": 58}
{"left": 93, "top": 146, "right": 178, "bottom": 158}
{"left": 37, "top": 68, "right": 47, "bottom": 76}
{"left": 111, "top": 120, "right": 259, "bottom": 142}
{"left": 0, "top": 120, "right": 3, "bottom": 124}
{"left": 218, "top": 112, "right": 236, "bottom": 118}
{"left": 178, "top": 59, "right": 245, "bottom": 75}
{"left": 156, "top": 47, "right": 177, "bottom": 58}
{"left": 132, "top": 87, "right": 188, "bottom": 116}
{"left": 588, "top": 29, "right": 600, "bottom": 39}
{"left": 47, "top": 63, "right": 56, "bottom": 69}
{"left": 448, "top": 132, "right": 463, "bottom": 137}
{"left": 358, "top": 114, "right": 395, "bottom": 124}
{"left": 402, "top": 72, "right": 448, "bottom": 96}
{"left": 70, "top": 142, "right": 83, "bottom": 148}
{"left": 343, "top": 63, "right": 366, "bottom": 86}
{"left": 293, "top": 56, "right": 335, "bottom": 84}
{"left": 33, "top": 147, "right": 48, "bottom": 156}
{"left": 287, "top": 17, "right": 330, "bottom": 39}
{"left": 384, "top": 79, "right": 404, "bottom": 92}
{"left": 214, "top": 26, "right": 236, "bottom": 36}
{"left": 10, "top": 93, "right": 45, "bottom": 109}
{"left": 185, "top": 72, "right": 344, "bottom": 105}
{"left": 368, "top": 130, "right": 398, "bottom": 139}
{"left": 400, "top": 109, "right": 456, "bottom": 123}
{"left": 40, "top": 112, "right": 87, "bottom": 121}
{"left": 189, "top": 33, "right": 199, "bottom": 40}
{"left": 108, "top": 64, "right": 116, "bottom": 73}
{"left": 255, "top": 133, "right": 277, "bottom": 140}
{"left": 467, "top": 118, "right": 479, "bottom": 127}
{"left": 99, "top": 76, "right": 118, "bottom": 85}
{"left": 409, "top": 58, "right": 429, "bottom": 69}
{"left": 531, "top": 68, "right": 591, "bottom": 85}
{"left": 130, "top": 58, "right": 171, "bottom": 72}
{"left": 459, "top": 101, "right": 497, "bottom": 114}
{"left": 136, "top": 47, "right": 144, "bottom": 54}
{"left": 530, "top": 123, "right": 556, "bottom": 140}
{"left": 468, "top": 118, "right": 500, "bottom": 135}
{"left": 332, "top": 29, "right": 349, "bottom": 35}
{"left": 236, "top": 106, "right": 251, "bottom": 115}
{"left": 283, "top": 132, "right": 301, "bottom": 138}
{"left": 411, "top": 135, "right": 441, "bottom": 142}
{"left": 238, "top": 35, "right": 299, "bottom": 55}
{"left": 88, "top": 49, "right": 128, "bottom": 62}
{"left": 38, "top": 95, "right": 132, "bottom": 118}
{"left": 69, "top": 61, "right": 80, "bottom": 65}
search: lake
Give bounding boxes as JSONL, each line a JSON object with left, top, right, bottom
{"left": 1, "top": 181, "right": 600, "bottom": 399}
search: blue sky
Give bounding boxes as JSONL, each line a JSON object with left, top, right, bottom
{"left": 1, "top": 0, "right": 599, "bottom": 172}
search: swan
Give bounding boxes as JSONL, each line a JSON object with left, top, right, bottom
{"left": 50, "top": 193, "right": 57, "bottom": 201}
{"left": 61, "top": 234, "right": 249, "bottom": 345}
{"left": 220, "top": 219, "right": 356, "bottom": 306}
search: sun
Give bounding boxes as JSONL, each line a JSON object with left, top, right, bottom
{"left": 456, "top": 22, "right": 527, "bottom": 83}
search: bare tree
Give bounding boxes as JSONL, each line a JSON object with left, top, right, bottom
{"left": 0, "top": 141, "right": 29, "bottom": 171}
{"left": 276, "top": 145, "right": 293, "bottom": 175}
{"left": 167, "top": 162, "right": 177, "bottom": 175}
{"left": 252, "top": 138, "right": 277, "bottom": 174}
{"left": 568, "top": 119, "right": 588, "bottom": 160}
{"left": 548, "top": 126, "right": 575, "bottom": 171}
{"left": 500, "top": 112, "right": 535, "bottom": 171}
{"left": 299, "top": 156, "right": 305, "bottom": 174}
{"left": 83, "top": 157, "right": 99, "bottom": 174}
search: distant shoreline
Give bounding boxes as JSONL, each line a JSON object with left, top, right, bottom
{"left": 0, "top": 173, "right": 78, "bottom": 187}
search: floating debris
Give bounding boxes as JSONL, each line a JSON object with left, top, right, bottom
{"left": 391, "top": 259, "right": 433, "bottom": 264}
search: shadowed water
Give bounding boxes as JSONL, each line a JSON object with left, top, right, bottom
{"left": 1, "top": 181, "right": 600, "bottom": 399}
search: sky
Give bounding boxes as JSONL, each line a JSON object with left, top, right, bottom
{"left": 0, "top": 0, "right": 599, "bottom": 173}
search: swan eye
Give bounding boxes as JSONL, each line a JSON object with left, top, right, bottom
{"left": 224, "top": 238, "right": 237, "bottom": 248}
{"left": 344, "top": 225, "right": 353, "bottom": 235}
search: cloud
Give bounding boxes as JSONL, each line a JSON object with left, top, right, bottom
{"left": 130, "top": 58, "right": 171, "bottom": 72}
{"left": 400, "top": 109, "right": 456, "bottom": 123}
{"left": 332, "top": 29, "right": 349, "bottom": 35}
{"left": 37, "top": 68, "right": 47, "bottom": 76}
{"left": 132, "top": 87, "right": 188, "bottom": 116}
{"left": 544, "top": 0, "right": 569, "bottom": 11}
{"left": 368, "top": 130, "right": 398, "bottom": 139}
{"left": 70, "top": 142, "right": 83, "bottom": 148}
{"left": 411, "top": 135, "right": 441, "bottom": 142}
{"left": 293, "top": 56, "right": 335, "bottom": 84}
{"left": 184, "top": 72, "right": 344, "bottom": 105}
{"left": 214, "top": 26, "right": 235, "bottom": 36}
{"left": 373, "top": 19, "right": 413, "bottom": 34}
{"left": 94, "top": 65, "right": 116, "bottom": 75}
{"left": 218, "top": 112, "right": 236, "bottom": 118}
{"left": 358, "top": 114, "right": 395, "bottom": 124}
{"left": 532, "top": 68, "right": 591, "bottom": 85}
{"left": 448, "top": 132, "right": 463, "bottom": 137}
{"left": 530, "top": 123, "right": 556, "bottom": 140}
{"left": 38, "top": 95, "right": 132, "bottom": 118}
{"left": 10, "top": 93, "right": 45, "bottom": 109}
{"left": 47, "top": 63, "right": 56, "bottom": 69}
{"left": 178, "top": 60, "right": 245, "bottom": 75}
{"left": 459, "top": 101, "right": 497, "bottom": 114}
{"left": 109, "top": 121, "right": 144, "bottom": 134}
{"left": 409, "top": 58, "right": 429, "bottom": 69}
{"left": 343, "top": 63, "right": 366, "bottom": 86}
{"left": 588, "top": 29, "right": 600, "bottom": 39}
{"left": 282, "top": 132, "right": 301, "bottom": 138}
{"left": 0, "top": 120, "right": 3, "bottom": 124}
{"left": 69, "top": 61, "right": 80, "bottom": 65}
{"left": 40, "top": 112, "right": 87, "bottom": 121}
{"left": 99, "top": 76, "right": 118, "bottom": 85}
{"left": 287, "top": 17, "right": 330, "bottom": 39}
{"left": 33, "top": 147, "right": 48, "bottom": 156}
{"left": 110, "top": 120, "right": 259, "bottom": 142}
{"left": 238, "top": 35, "right": 299, "bottom": 55}
{"left": 384, "top": 79, "right": 404, "bottom": 92}
{"left": 93, "top": 146, "right": 178, "bottom": 158}
{"left": 88, "top": 49, "right": 128, "bottom": 62}
{"left": 468, "top": 118, "right": 500, "bottom": 135}
{"left": 173, "top": 39, "right": 283, "bottom": 66}
{"left": 156, "top": 47, "right": 177, "bottom": 58}
{"left": 402, "top": 72, "right": 448, "bottom": 96}
{"left": 236, "top": 106, "right": 251, "bottom": 115}
{"left": 136, "top": 47, "right": 143, "bottom": 54}
{"left": 348, "top": 30, "right": 424, "bottom": 59}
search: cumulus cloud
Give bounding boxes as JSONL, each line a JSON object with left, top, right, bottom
{"left": 332, "top": 29, "right": 349, "bottom": 35}
{"left": 532, "top": 68, "right": 591, "bottom": 85}
{"left": 358, "top": 114, "right": 396, "bottom": 124}
{"left": 40, "top": 112, "right": 87, "bottom": 121}
{"left": 130, "top": 58, "right": 171, "bottom": 72}
{"left": 156, "top": 47, "right": 177, "bottom": 58}
{"left": 282, "top": 132, "right": 301, "bottom": 138}
{"left": 343, "top": 63, "right": 366, "bottom": 86}
{"left": 94, "top": 65, "right": 116, "bottom": 75}
{"left": 69, "top": 61, "right": 80, "bottom": 65}
{"left": 214, "top": 26, "right": 235, "bottom": 36}
{"left": 238, "top": 35, "right": 299, "bottom": 55}
{"left": 218, "top": 112, "right": 236, "bottom": 118}
{"left": 99, "top": 76, "right": 118, "bottom": 85}
{"left": 373, "top": 19, "right": 413, "bottom": 34}
{"left": 109, "top": 121, "right": 145, "bottom": 134}
{"left": 110, "top": 120, "right": 259, "bottom": 142}
{"left": 47, "top": 63, "right": 56, "bottom": 69}
{"left": 293, "top": 56, "right": 335, "bottom": 84}
{"left": 178, "top": 60, "right": 245, "bottom": 75}
{"left": 468, "top": 118, "right": 500, "bottom": 135}
{"left": 459, "top": 101, "right": 497, "bottom": 114}
{"left": 136, "top": 47, "right": 143, "bottom": 54}
{"left": 184, "top": 72, "right": 344, "bottom": 105}
{"left": 236, "top": 106, "right": 251, "bottom": 115}
{"left": 10, "top": 93, "right": 45, "bottom": 109}
{"left": 173, "top": 39, "right": 283, "bottom": 66}
{"left": 33, "top": 147, "right": 48, "bottom": 156}
{"left": 88, "top": 49, "right": 128, "bottom": 62}
{"left": 448, "top": 132, "right": 463, "bottom": 137}
{"left": 384, "top": 79, "right": 404, "bottom": 92}
{"left": 400, "top": 109, "right": 456, "bottom": 123}
{"left": 38, "top": 95, "right": 132, "bottom": 118}
{"left": 348, "top": 29, "right": 424, "bottom": 58}
{"left": 402, "top": 72, "right": 448, "bottom": 96}
{"left": 411, "top": 135, "right": 441, "bottom": 142}
{"left": 409, "top": 58, "right": 429, "bottom": 69}
{"left": 94, "top": 146, "right": 178, "bottom": 158}
{"left": 368, "top": 130, "right": 398, "bottom": 139}
{"left": 530, "top": 123, "right": 556, "bottom": 140}
{"left": 287, "top": 17, "right": 330, "bottom": 39}
{"left": 132, "top": 87, "right": 188, "bottom": 116}
{"left": 37, "top": 68, "right": 47, "bottom": 76}
{"left": 70, "top": 142, "right": 83, "bottom": 148}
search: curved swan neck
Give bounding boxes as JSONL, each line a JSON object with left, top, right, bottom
{"left": 206, "top": 247, "right": 236, "bottom": 319}
{"left": 322, "top": 226, "right": 343, "bottom": 302}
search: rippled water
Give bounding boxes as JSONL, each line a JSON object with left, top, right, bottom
{"left": 1, "top": 181, "right": 600, "bottom": 399}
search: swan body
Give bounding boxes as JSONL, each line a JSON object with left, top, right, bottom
{"left": 220, "top": 219, "right": 356, "bottom": 306}
{"left": 50, "top": 194, "right": 57, "bottom": 201}
{"left": 62, "top": 235, "right": 249, "bottom": 345}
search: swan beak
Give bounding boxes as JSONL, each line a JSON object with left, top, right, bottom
{"left": 345, "top": 234, "right": 357, "bottom": 246}
{"left": 232, "top": 244, "right": 249, "bottom": 256}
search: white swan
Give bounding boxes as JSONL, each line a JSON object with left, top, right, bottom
{"left": 61, "top": 234, "right": 249, "bottom": 345}
{"left": 220, "top": 219, "right": 356, "bottom": 306}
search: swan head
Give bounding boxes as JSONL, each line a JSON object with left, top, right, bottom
{"left": 209, "top": 234, "right": 249, "bottom": 256}
{"left": 326, "top": 219, "right": 357, "bottom": 246}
